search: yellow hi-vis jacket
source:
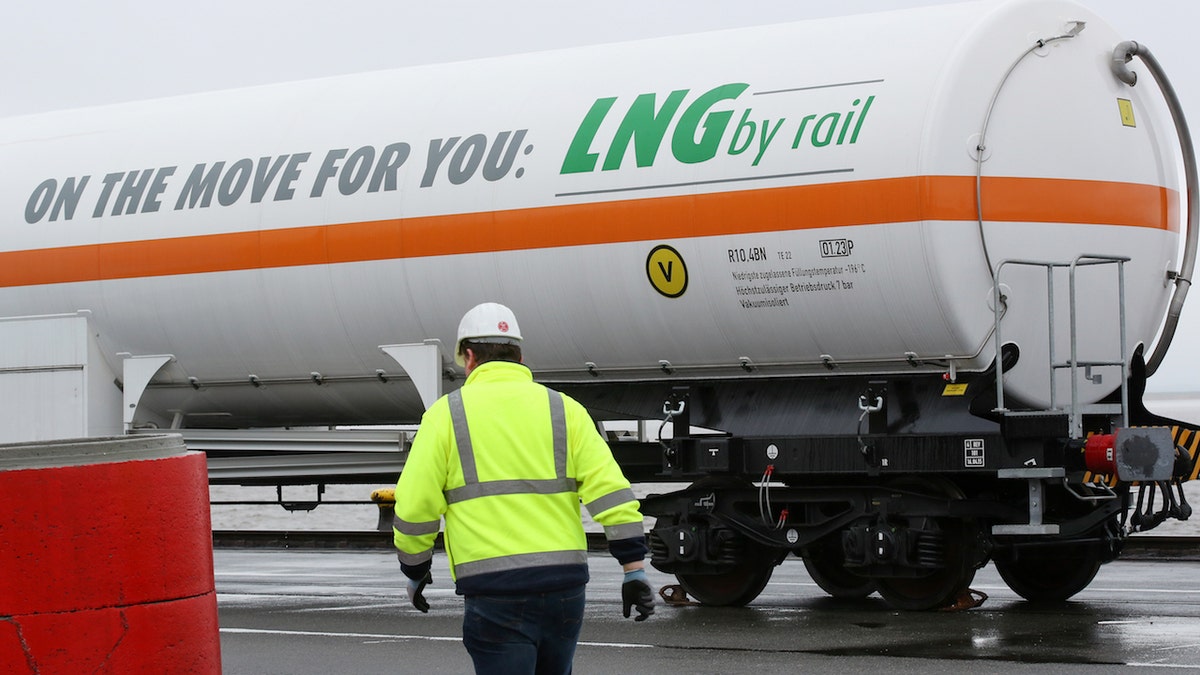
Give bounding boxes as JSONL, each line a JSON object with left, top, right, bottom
{"left": 392, "top": 360, "right": 645, "bottom": 592}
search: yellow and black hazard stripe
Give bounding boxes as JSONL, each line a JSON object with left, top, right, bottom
{"left": 1174, "top": 425, "right": 1200, "bottom": 482}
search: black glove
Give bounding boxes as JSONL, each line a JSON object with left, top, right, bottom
{"left": 621, "top": 569, "right": 654, "bottom": 621}
{"left": 406, "top": 571, "right": 432, "bottom": 613}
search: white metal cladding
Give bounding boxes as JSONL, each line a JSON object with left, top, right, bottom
{"left": 0, "top": 0, "right": 1184, "bottom": 428}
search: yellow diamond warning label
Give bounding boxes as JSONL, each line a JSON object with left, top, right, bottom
{"left": 1118, "top": 98, "right": 1136, "bottom": 127}
{"left": 647, "top": 244, "right": 688, "bottom": 298}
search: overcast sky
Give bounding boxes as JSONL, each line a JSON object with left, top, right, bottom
{"left": 2, "top": 0, "right": 1197, "bottom": 394}
{"left": 3, "top": 1, "right": 1194, "bottom": 118}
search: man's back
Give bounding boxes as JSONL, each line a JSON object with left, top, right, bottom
{"left": 392, "top": 301, "right": 653, "bottom": 674}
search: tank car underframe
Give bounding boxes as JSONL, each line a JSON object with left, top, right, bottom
{"left": 560, "top": 367, "right": 1187, "bottom": 610}
{"left": 639, "top": 473, "right": 1126, "bottom": 610}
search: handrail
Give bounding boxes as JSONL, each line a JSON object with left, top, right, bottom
{"left": 992, "top": 255, "right": 1129, "bottom": 438}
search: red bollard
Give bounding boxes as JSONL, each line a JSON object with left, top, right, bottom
{"left": 0, "top": 435, "right": 221, "bottom": 673}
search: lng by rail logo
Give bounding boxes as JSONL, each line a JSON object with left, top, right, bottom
{"left": 560, "top": 81, "right": 877, "bottom": 173}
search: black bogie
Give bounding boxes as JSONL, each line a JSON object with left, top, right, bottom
{"left": 566, "top": 355, "right": 1187, "bottom": 611}
{"left": 648, "top": 520, "right": 751, "bottom": 576}
{"left": 642, "top": 472, "right": 1124, "bottom": 610}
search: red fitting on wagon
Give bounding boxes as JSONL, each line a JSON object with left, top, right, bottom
{"left": 1084, "top": 433, "right": 1118, "bottom": 475}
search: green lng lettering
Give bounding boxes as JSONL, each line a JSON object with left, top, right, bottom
{"left": 560, "top": 83, "right": 750, "bottom": 174}
{"left": 604, "top": 90, "right": 688, "bottom": 170}
{"left": 561, "top": 97, "right": 617, "bottom": 174}
{"left": 671, "top": 83, "right": 750, "bottom": 164}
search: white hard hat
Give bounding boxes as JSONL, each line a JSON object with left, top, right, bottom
{"left": 454, "top": 302, "right": 523, "bottom": 366}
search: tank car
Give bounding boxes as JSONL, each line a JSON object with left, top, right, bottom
{"left": 0, "top": 0, "right": 1195, "bottom": 609}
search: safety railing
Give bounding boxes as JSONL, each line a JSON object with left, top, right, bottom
{"left": 992, "top": 254, "right": 1130, "bottom": 438}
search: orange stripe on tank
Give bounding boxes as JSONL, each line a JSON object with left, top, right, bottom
{"left": 0, "top": 175, "right": 1177, "bottom": 288}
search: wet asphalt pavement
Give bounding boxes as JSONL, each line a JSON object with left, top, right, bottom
{"left": 216, "top": 548, "right": 1200, "bottom": 673}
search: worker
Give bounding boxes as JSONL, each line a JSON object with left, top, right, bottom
{"left": 392, "top": 301, "right": 654, "bottom": 674}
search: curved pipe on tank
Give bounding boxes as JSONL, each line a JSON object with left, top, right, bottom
{"left": 977, "top": 28, "right": 1083, "bottom": 273}
{"left": 974, "top": 30, "right": 1082, "bottom": 371}
{"left": 1111, "top": 41, "right": 1198, "bottom": 376}
{"left": 978, "top": 38, "right": 1062, "bottom": 273}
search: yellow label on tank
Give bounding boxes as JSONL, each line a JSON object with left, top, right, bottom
{"left": 646, "top": 244, "right": 688, "bottom": 298}
{"left": 1118, "top": 98, "right": 1136, "bottom": 127}
{"left": 942, "top": 383, "right": 968, "bottom": 396}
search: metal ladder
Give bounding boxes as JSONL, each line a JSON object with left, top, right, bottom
{"left": 990, "top": 254, "right": 1130, "bottom": 535}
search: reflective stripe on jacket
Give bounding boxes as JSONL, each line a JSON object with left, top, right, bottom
{"left": 392, "top": 360, "right": 644, "bottom": 584}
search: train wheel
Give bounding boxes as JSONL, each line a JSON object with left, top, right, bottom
{"left": 994, "top": 543, "right": 1102, "bottom": 603}
{"left": 670, "top": 476, "right": 777, "bottom": 607}
{"left": 874, "top": 478, "right": 979, "bottom": 611}
{"left": 802, "top": 538, "right": 875, "bottom": 599}
{"left": 676, "top": 549, "right": 777, "bottom": 607}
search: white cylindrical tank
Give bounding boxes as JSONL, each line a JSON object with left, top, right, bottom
{"left": 0, "top": 0, "right": 1184, "bottom": 428}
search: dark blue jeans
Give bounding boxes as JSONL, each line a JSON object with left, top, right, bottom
{"left": 462, "top": 585, "right": 586, "bottom": 675}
